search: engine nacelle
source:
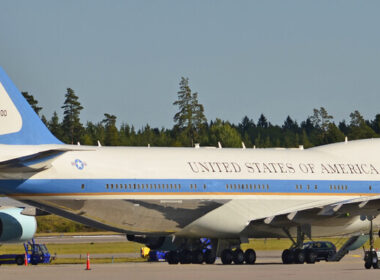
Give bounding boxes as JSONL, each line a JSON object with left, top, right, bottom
{"left": 0, "top": 207, "right": 37, "bottom": 243}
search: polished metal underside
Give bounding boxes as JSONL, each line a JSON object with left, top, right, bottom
{"left": 21, "top": 198, "right": 228, "bottom": 235}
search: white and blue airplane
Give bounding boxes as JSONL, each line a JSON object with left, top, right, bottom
{"left": 0, "top": 67, "right": 380, "bottom": 266}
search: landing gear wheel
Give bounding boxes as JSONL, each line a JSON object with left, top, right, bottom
{"left": 244, "top": 249, "right": 256, "bottom": 264}
{"left": 221, "top": 249, "right": 233, "bottom": 265}
{"left": 282, "top": 249, "right": 294, "bottom": 264}
{"left": 179, "top": 250, "right": 192, "bottom": 264}
{"left": 167, "top": 251, "right": 179, "bottom": 264}
{"left": 204, "top": 250, "right": 216, "bottom": 264}
{"left": 365, "top": 261, "right": 372, "bottom": 269}
{"left": 371, "top": 253, "right": 378, "bottom": 269}
{"left": 294, "top": 249, "right": 305, "bottom": 264}
{"left": 191, "top": 250, "right": 204, "bottom": 264}
{"left": 233, "top": 249, "right": 244, "bottom": 264}
{"left": 305, "top": 251, "right": 316, "bottom": 264}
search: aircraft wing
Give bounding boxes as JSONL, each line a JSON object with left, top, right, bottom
{"left": 0, "top": 147, "right": 93, "bottom": 173}
{"left": 243, "top": 196, "right": 380, "bottom": 236}
{"left": 0, "top": 149, "right": 68, "bottom": 173}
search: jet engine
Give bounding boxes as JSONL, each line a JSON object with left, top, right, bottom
{"left": 0, "top": 207, "right": 37, "bottom": 243}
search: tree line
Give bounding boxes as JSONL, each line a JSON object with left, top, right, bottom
{"left": 22, "top": 77, "right": 380, "bottom": 149}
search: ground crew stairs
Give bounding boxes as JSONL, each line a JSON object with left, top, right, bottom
{"left": 328, "top": 235, "right": 369, "bottom": 262}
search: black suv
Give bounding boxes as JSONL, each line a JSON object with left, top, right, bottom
{"left": 302, "top": 241, "right": 336, "bottom": 262}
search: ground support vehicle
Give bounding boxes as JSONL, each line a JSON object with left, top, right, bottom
{"left": 0, "top": 239, "right": 51, "bottom": 265}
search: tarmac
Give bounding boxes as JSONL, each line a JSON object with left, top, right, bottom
{"left": 0, "top": 250, "right": 377, "bottom": 280}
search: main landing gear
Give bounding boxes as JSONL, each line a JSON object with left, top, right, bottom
{"left": 364, "top": 216, "right": 380, "bottom": 269}
{"left": 281, "top": 225, "right": 315, "bottom": 264}
{"left": 166, "top": 249, "right": 216, "bottom": 265}
{"left": 220, "top": 248, "right": 256, "bottom": 265}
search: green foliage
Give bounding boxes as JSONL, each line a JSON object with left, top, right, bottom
{"left": 102, "top": 113, "right": 119, "bottom": 146}
{"left": 61, "top": 88, "right": 84, "bottom": 144}
{"left": 173, "top": 77, "right": 207, "bottom": 146}
{"left": 22, "top": 81, "right": 380, "bottom": 151}
{"left": 348, "top": 110, "right": 377, "bottom": 140}
{"left": 22, "top": 91, "right": 42, "bottom": 116}
{"left": 209, "top": 119, "right": 242, "bottom": 147}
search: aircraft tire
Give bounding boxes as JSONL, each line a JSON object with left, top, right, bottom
{"left": 179, "top": 250, "right": 192, "bottom": 264}
{"left": 167, "top": 251, "right": 179, "bottom": 264}
{"left": 282, "top": 249, "right": 294, "bottom": 264}
{"left": 244, "top": 249, "right": 256, "bottom": 264}
{"left": 204, "top": 250, "right": 216, "bottom": 264}
{"left": 221, "top": 249, "right": 233, "bottom": 265}
{"left": 233, "top": 249, "right": 244, "bottom": 264}
{"left": 191, "top": 250, "right": 204, "bottom": 264}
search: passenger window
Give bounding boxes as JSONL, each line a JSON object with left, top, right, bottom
{"left": 106, "top": 184, "right": 109, "bottom": 189}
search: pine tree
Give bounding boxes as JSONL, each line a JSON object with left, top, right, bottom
{"left": 102, "top": 113, "right": 119, "bottom": 146}
{"left": 348, "top": 110, "right": 377, "bottom": 139}
{"left": 61, "top": 88, "right": 83, "bottom": 144}
{"left": 22, "top": 92, "right": 42, "bottom": 116}
{"left": 48, "top": 111, "right": 64, "bottom": 141}
{"left": 257, "top": 114, "right": 270, "bottom": 128}
{"left": 173, "top": 77, "right": 207, "bottom": 145}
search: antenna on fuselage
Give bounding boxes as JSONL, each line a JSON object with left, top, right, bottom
{"left": 97, "top": 140, "right": 102, "bottom": 147}
{"left": 242, "top": 142, "right": 246, "bottom": 149}
{"left": 345, "top": 136, "right": 348, "bottom": 143}
{"left": 218, "top": 142, "right": 222, "bottom": 149}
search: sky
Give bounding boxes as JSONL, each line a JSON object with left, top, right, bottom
{"left": 0, "top": 1, "right": 379, "bottom": 129}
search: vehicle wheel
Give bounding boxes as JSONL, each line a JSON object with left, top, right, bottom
{"left": 294, "top": 249, "right": 305, "bottom": 264}
{"left": 204, "top": 250, "right": 216, "bottom": 264}
{"left": 16, "top": 256, "right": 24, "bottom": 266}
{"left": 233, "top": 249, "right": 244, "bottom": 264}
{"left": 167, "top": 251, "right": 179, "bottom": 264}
{"left": 221, "top": 249, "right": 233, "bottom": 265}
{"left": 244, "top": 249, "right": 256, "bottom": 264}
{"left": 305, "top": 251, "right": 317, "bottom": 264}
{"left": 179, "top": 250, "right": 192, "bottom": 264}
{"left": 282, "top": 249, "right": 294, "bottom": 264}
{"left": 191, "top": 250, "right": 203, "bottom": 264}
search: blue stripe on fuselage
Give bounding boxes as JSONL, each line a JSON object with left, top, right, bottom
{"left": 0, "top": 178, "right": 378, "bottom": 195}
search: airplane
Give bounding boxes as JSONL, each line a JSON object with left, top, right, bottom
{"left": 1, "top": 66, "right": 380, "bottom": 266}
